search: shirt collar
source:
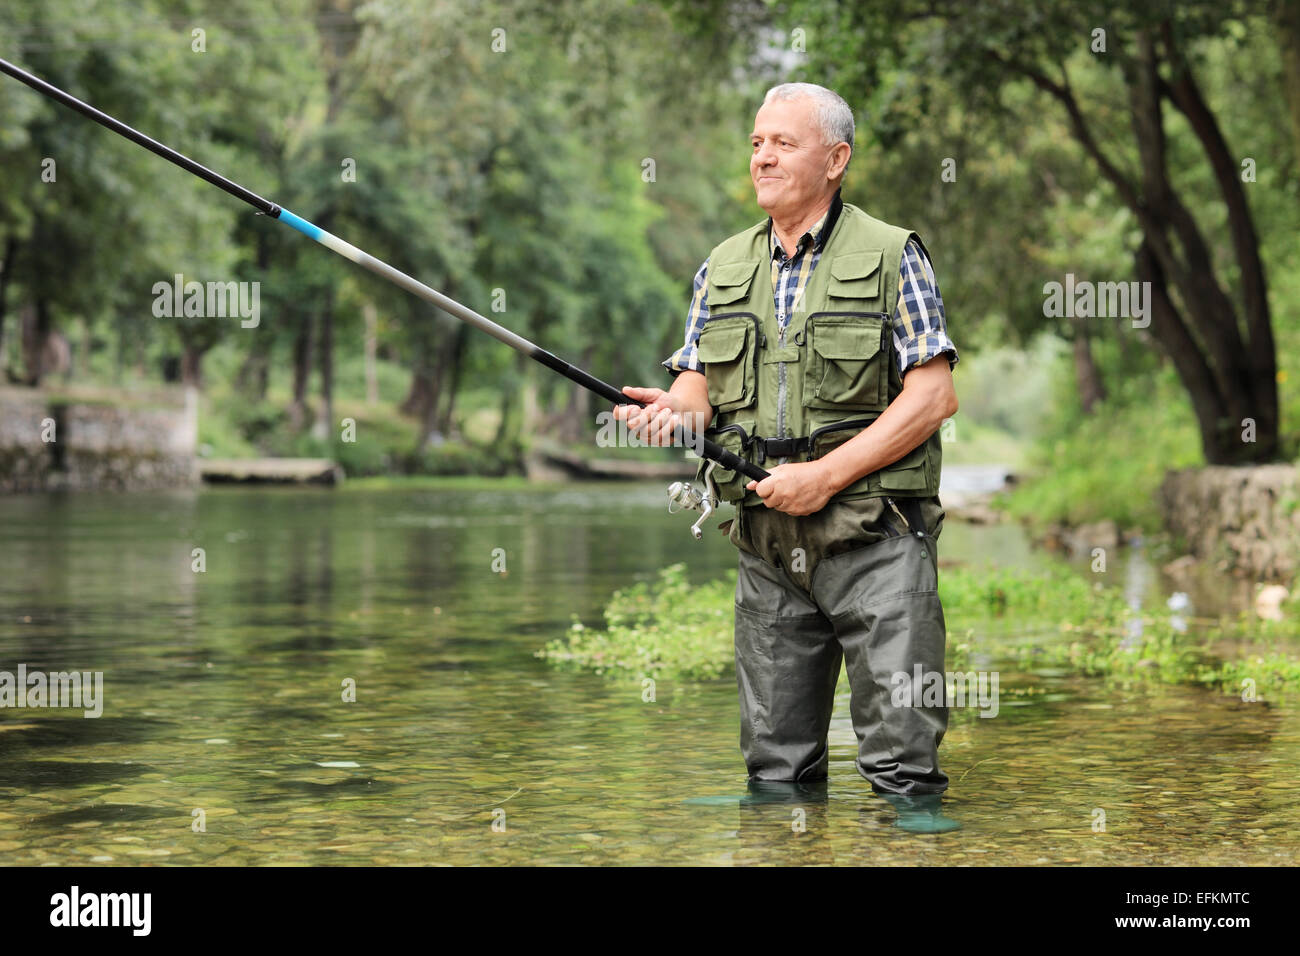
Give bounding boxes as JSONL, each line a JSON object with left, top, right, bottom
{"left": 768, "top": 188, "right": 844, "bottom": 261}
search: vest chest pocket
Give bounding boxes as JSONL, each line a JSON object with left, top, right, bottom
{"left": 827, "top": 249, "right": 883, "bottom": 300}
{"left": 706, "top": 260, "right": 759, "bottom": 309}
{"left": 804, "top": 313, "right": 889, "bottom": 411}
{"left": 697, "top": 317, "right": 757, "bottom": 413}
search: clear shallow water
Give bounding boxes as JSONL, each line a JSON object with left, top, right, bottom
{"left": 0, "top": 483, "right": 1296, "bottom": 865}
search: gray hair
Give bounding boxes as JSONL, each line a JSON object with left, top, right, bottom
{"left": 762, "top": 82, "right": 855, "bottom": 151}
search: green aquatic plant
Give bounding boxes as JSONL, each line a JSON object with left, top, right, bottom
{"left": 539, "top": 564, "right": 738, "bottom": 680}
{"left": 539, "top": 559, "right": 1300, "bottom": 699}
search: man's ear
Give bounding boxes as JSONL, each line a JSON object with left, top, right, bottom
{"left": 827, "top": 142, "right": 851, "bottom": 181}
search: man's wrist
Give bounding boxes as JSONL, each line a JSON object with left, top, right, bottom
{"left": 816, "top": 453, "right": 853, "bottom": 497}
{"left": 817, "top": 432, "right": 885, "bottom": 495}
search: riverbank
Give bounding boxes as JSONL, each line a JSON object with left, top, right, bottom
{"left": 0, "top": 385, "right": 198, "bottom": 493}
{"left": 1160, "top": 464, "right": 1300, "bottom": 581}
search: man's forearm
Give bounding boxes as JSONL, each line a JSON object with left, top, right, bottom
{"left": 669, "top": 369, "right": 714, "bottom": 435}
{"left": 818, "top": 364, "right": 956, "bottom": 494}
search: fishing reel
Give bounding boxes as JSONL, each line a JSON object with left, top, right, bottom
{"left": 667, "top": 459, "right": 721, "bottom": 540}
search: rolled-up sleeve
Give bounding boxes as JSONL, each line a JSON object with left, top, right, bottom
{"left": 661, "top": 259, "right": 710, "bottom": 376}
{"left": 893, "top": 239, "right": 958, "bottom": 377}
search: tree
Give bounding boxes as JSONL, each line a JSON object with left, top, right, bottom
{"left": 756, "top": 0, "right": 1287, "bottom": 464}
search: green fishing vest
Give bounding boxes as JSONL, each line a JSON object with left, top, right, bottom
{"left": 693, "top": 201, "right": 943, "bottom": 508}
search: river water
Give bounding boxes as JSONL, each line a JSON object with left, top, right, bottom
{"left": 0, "top": 481, "right": 1296, "bottom": 865}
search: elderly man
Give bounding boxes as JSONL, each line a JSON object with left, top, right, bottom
{"left": 616, "top": 83, "right": 959, "bottom": 813}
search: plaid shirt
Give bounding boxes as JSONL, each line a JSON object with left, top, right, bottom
{"left": 662, "top": 194, "right": 958, "bottom": 379}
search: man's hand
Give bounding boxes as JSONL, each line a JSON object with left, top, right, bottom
{"left": 613, "top": 371, "right": 713, "bottom": 448}
{"left": 613, "top": 385, "right": 691, "bottom": 447}
{"left": 745, "top": 460, "right": 837, "bottom": 516}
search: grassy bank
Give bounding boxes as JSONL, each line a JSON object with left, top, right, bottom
{"left": 996, "top": 365, "right": 1204, "bottom": 533}
{"left": 538, "top": 559, "right": 1300, "bottom": 700}
{"left": 197, "top": 378, "right": 520, "bottom": 479}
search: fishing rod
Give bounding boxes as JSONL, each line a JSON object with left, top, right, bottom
{"left": 0, "top": 56, "right": 767, "bottom": 537}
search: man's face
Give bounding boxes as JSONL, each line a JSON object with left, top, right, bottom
{"left": 750, "top": 96, "right": 839, "bottom": 219}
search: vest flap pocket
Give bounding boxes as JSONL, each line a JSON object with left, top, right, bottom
{"left": 697, "top": 324, "right": 748, "bottom": 363}
{"left": 697, "top": 320, "right": 756, "bottom": 413}
{"left": 829, "top": 250, "right": 883, "bottom": 298}
{"left": 805, "top": 316, "right": 888, "bottom": 411}
{"left": 877, "top": 442, "right": 928, "bottom": 490}
{"left": 810, "top": 322, "right": 882, "bottom": 360}
{"left": 704, "top": 420, "right": 755, "bottom": 501}
{"left": 706, "top": 261, "right": 758, "bottom": 307}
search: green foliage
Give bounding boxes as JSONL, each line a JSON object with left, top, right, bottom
{"left": 340, "top": 474, "right": 538, "bottom": 492}
{"left": 757, "top": 0, "right": 1297, "bottom": 469}
{"left": 1000, "top": 362, "right": 1203, "bottom": 531}
{"left": 945, "top": 338, "right": 1060, "bottom": 467}
{"left": 541, "top": 555, "right": 1300, "bottom": 700}
{"left": 2, "top": 0, "right": 1297, "bottom": 495}
{"left": 0, "top": 0, "right": 746, "bottom": 466}
{"left": 416, "top": 439, "right": 520, "bottom": 478}
{"left": 229, "top": 399, "right": 288, "bottom": 449}
{"left": 539, "top": 563, "right": 739, "bottom": 679}
{"left": 940, "top": 560, "right": 1107, "bottom": 624}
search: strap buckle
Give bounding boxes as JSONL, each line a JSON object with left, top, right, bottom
{"left": 756, "top": 435, "right": 810, "bottom": 464}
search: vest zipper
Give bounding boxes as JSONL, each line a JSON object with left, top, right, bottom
{"left": 776, "top": 325, "right": 787, "bottom": 453}
{"left": 807, "top": 416, "right": 876, "bottom": 447}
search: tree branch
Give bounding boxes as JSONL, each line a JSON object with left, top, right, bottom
{"left": 984, "top": 50, "right": 1140, "bottom": 209}
{"left": 1158, "top": 19, "right": 1274, "bottom": 379}
{"left": 1127, "top": 27, "right": 1246, "bottom": 401}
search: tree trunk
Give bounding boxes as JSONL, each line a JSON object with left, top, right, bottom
{"left": 493, "top": 352, "right": 527, "bottom": 447}
{"left": 1070, "top": 319, "right": 1106, "bottom": 415}
{"left": 554, "top": 343, "right": 595, "bottom": 441}
{"left": 1135, "top": 241, "right": 1241, "bottom": 464}
{"left": 435, "top": 322, "right": 470, "bottom": 438}
{"left": 114, "top": 317, "right": 124, "bottom": 384}
{"left": 1127, "top": 28, "right": 1276, "bottom": 463}
{"left": 402, "top": 300, "right": 460, "bottom": 450}
{"left": 180, "top": 342, "right": 206, "bottom": 388}
{"left": 400, "top": 302, "right": 436, "bottom": 426}
{"left": 0, "top": 236, "right": 16, "bottom": 363}
{"left": 20, "top": 299, "right": 52, "bottom": 386}
{"left": 401, "top": 363, "right": 435, "bottom": 421}
{"left": 77, "top": 318, "right": 92, "bottom": 380}
{"left": 1157, "top": 22, "right": 1277, "bottom": 461}
{"left": 364, "top": 301, "right": 379, "bottom": 405}
{"left": 289, "top": 312, "right": 314, "bottom": 431}
{"left": 314, "top": 292, "right": 334, "bottom": 442}
{"left": 236, "top": 347, "right": 270, "bottom": 400}
{"left": 418, "top": 330, "right": 455, "bottom": 449}
{"left": 521, "top": 368, "right": 543, "bottom": 444}
{"left": 236, "top": 232, "right": 272, "bottom": 400}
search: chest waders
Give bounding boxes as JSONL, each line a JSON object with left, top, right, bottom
{"left": 699, "top": 204, "right": 950, "bottom": 794}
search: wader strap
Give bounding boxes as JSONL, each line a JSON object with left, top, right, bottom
{"left": 900, "top": 496, "right": 927, "bottom": 536}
